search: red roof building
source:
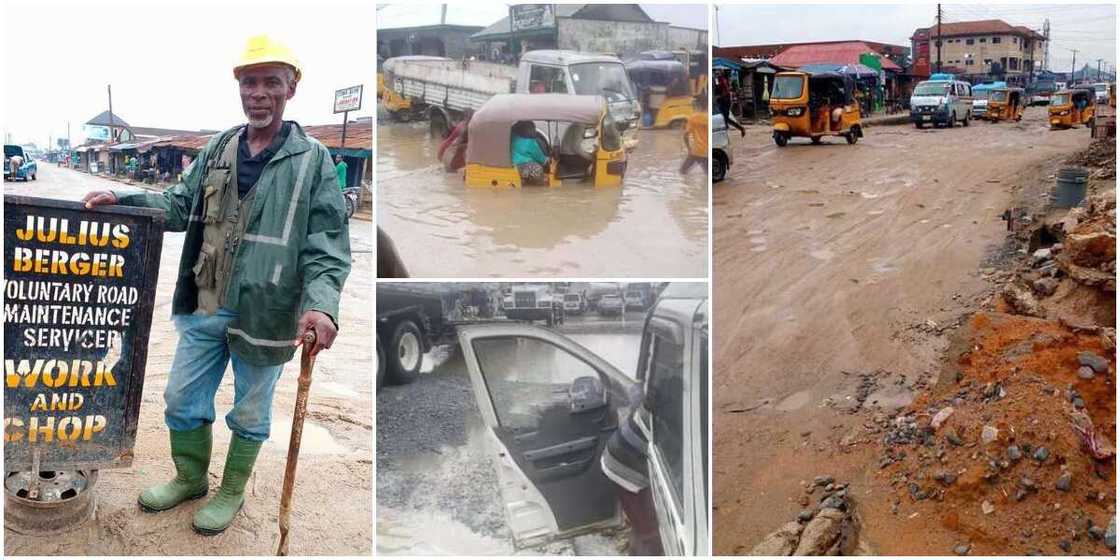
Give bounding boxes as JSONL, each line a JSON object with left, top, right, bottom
{"left": 714, "top": 40, "right": 908, "bottom": 69}
{"left": 768, "top": 41, "right": 903, "bottom": 71}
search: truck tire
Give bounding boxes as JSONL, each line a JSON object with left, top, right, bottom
{"left": 387, "top": 320, "right": 423, "bottom": 385}
{"left": 376, "top": 335, "right": 386, "bottom": 391}
{"left": 429, "top": 111, "right": 449, "bottom": 138}
{"left": 713, "top": 152, "right": 727, "bottom": 182}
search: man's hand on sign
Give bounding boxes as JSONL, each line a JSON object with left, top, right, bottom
{"left": 83, "top": 191, "right": 118, "bottom": 209}
{"left": 293, "top": 310, "right": 337, "bottom": 357}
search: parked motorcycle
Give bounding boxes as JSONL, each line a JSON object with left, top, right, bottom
{"left": 343, "top": 187, "right": 361, "bottom": 218}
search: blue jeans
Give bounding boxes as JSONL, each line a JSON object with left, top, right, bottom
{"left": 164, "top": 308, "right": 284, "bottom": 442}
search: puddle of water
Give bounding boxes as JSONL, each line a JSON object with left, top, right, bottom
{"left": 315, "top": 381, "right": 361, "bottom": 399}
{"left": 776, "top": 390, "right": 812, "bottom": 411}
{"left": 377, "top": 124, "right": 707, "bottom": 276}
{"left": 377, "top": 508, "right": 513, "bottom": 556}
{"left": 267, "top": 417, "right": 349, "bottom": 455}
{"left": 869, "top": 258, "right": 900, "bottom": 274}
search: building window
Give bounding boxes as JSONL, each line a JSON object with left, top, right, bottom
{"left": 992, "top": 36, "right": 1001, "bottom": 44}
{"left": 966, "top": 59, "right": 975, "bottom": 66}
{"left": 1009, "top": 58, "right": 1019, "bottom": 70}
{"left": 966, "top": 38, "right": 975, "bottom": 45}
{"left": 1012, "top": 37, "right": 1018, "bottom": 44}
{"left": 979, "top": 38, "right": 987, "bottom": 43}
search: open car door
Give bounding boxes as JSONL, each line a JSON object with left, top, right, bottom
{"left": 458, "top": 323, "right": 637, "bottom": 549}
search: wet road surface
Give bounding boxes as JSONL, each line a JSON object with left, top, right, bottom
{"left": 4, "top": 165, "right": 373, "bottom": 555}
{"left": 377, "top": 121, "right": 708, "bottom": 277}
{"left": 376, "top": 313, "right": 644, "bottom": 555}
{"left": 711, "top": 107, "right": 1093, "bottom": 554}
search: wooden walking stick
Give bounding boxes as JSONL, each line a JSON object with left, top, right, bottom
{"left": 277, "top": 331, "right": 317, "bottom": 556}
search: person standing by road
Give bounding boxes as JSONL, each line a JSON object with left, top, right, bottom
{"left": 716, "top": 70, "right": 746, "bottom": 137}
{"left": 82, "top": 35, "right": 351, "bottom": 536}
{"left": 334, "top": 154, "right": 348, "bottom": 189}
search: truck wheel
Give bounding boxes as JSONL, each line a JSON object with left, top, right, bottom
{"left": 430, "top": 112, "right": 449, "bottom": 138}
{"left": 376, "top": 336, "right": 386, "bottom": 391}
{"left": 773, "top": 133, "right": 788, "bottom": 147}
{"left": 713, "top": 153, "right": 727, "bottom": 182}
{"left": 387, "top": 320, "right": 423, "bottom": 385}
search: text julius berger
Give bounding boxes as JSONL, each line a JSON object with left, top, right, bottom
{"left": 3, "top": 196, "right": 165, "bottom": 470}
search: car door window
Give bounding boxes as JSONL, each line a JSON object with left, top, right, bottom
{"left": 529, "top": 65, "right": 568, "bottom": 94}
{"left": 648, "top": 331, "right": 685, "bottom": 510}
{"left": 473, "top": 336, "right": 602, "bottom": 431}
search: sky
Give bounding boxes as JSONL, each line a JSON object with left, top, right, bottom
{"left": 3, "top": 0, "right": 376, "bottom": 148}
{"left": 376, "top": 3, "right": 709, "bottom": 31}
{"left": 715, "top": 3, "right": 1115, "bottom": 74}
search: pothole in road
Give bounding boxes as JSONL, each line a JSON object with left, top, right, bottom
{"left": 267, "top": 417, "right": 349, "bottom": 455}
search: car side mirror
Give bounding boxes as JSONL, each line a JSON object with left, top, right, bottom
{"left": 569, "top": 376, "right": 607, "bottom": 413}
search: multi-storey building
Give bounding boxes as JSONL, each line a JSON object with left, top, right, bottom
{"left": 910, "top": 19, "right": 1047, "bottom": 83}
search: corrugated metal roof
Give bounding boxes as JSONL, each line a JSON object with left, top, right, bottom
{"left": 304, "top": 120, "right": 372, "bottom": 153}
{"left": 85, "top": 110, "right": 131, "bottom": 127}
{"left": 148, "top": 120, "right": 373, "bottom": 155}
{"left": 769, "top": 42, "right": 902, "bottom": 72}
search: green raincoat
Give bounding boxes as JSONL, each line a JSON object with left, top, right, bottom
{"left": 113, "top": 122, "right": 351, "bottom": 366}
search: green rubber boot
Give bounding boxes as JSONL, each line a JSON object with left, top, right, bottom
{"left": 192, "top": 434, "right": 262, "bottom": 535}
{"left": 138, "top": 424, "right": 212, "bottom": 512}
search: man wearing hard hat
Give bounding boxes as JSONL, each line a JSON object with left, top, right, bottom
{"left": 83, "top": 35, "right": 351, "bottom": 535}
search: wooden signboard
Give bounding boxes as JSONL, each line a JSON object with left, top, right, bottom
{"left": 4, "top": 195, "right": 165, "bottom": 470}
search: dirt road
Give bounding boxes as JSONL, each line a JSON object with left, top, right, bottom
{"left": 376, "top": 121, "right": 708, "bottom": 277}
{"left": 376, "top": 313, "right": 644, "bottom": 555}
{"left": 4, "top": 165, "right": 373, "bottom": 555}
{"left": 712, "top": 107, "right": 1095, "bottom": 554}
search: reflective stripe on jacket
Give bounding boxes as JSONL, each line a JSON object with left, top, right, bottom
{"left": 113, "top": 121, "right": 351, "bottom": 365}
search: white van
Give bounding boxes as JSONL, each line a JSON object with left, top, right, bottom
{"left": 910, "top": 79, "right": 973, "bottom": 128}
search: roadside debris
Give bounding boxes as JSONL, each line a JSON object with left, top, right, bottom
{"left": 750, "top": 479, "right": 873, "bottom": 556}
{"left": 870, "top": 138, "right": 1116, "bottom": 555}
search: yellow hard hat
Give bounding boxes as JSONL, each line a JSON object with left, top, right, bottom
{"left": 234, "top": 34, "right": 302, "bottom": 82}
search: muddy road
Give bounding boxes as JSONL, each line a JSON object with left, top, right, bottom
{"left": 4, "top": 165, "right": 373, "bottom": 556}
{"left": 376, "top": 121, "right": 708, "bottom": 277}
{"left": 376, "top": 313, "right": 644, "bottom": 555}
{"left": 711, "top": 107, "right": 1097, "bottom": 554}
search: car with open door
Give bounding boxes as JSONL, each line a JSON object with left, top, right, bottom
{"left": 600, "top": 282, "right": 709, "bottom": 556}
{"left": 458, "top": 282, "right": 709, "bottom": 555}
{"left": 457, "top": 323, "right": 637, "bottom": 549}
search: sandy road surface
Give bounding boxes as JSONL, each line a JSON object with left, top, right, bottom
{"left": 711, "top": 108, "right": 1093, "bottom": 553}
{"left": 5, "top": 165, "right": 373, "bottom": 555}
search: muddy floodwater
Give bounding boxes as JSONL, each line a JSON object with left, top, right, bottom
{"left": 377, "top": 121, "right": 708, "bottom": 277}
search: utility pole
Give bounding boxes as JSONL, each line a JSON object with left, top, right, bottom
{"left": 1097, "top": 58, "right": 1103, "bottom": 81}
{"left": 935, "top": 4, "right": 942, "bottom": 74}
{"left": 107, "top": 84, "right": 115, "bottom": 142}
{"left": 1069, "top": 49, "right": 1078, "bottom": 84}
{"left": 1043, "top": 19, "right": 1050, "bottom": 71}
{"left": 715, "top": 4, "right": 720, "bottom": 47}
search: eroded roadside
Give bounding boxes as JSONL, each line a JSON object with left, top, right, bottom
{"left": 713, "top": 109, "right": 1114, "bottom": 555}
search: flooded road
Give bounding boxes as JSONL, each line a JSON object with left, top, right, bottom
{"left": 4, "top": 165, "right": 372, "bottom": 556}
{"left": 711, "top": 107, "right": 1095, "bottom": 554}
{"left": 376, "top": 313, "right": 642, "bottom": 555}
{"left": 377, "top": 122, "right": 708, "bottom": 277}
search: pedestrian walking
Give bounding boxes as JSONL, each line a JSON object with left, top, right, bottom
{"left": 716, "top": 71, "right": 745, "bottom": 137}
